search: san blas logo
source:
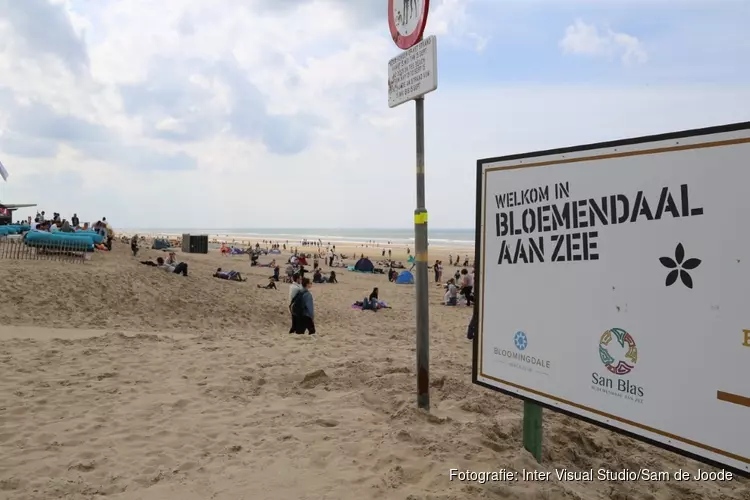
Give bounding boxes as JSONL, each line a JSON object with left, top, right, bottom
{"left": 592, "top": 328, "right": 644, "bottom": 403}
{"left": 493, "top": 331, "right": 551, "bottom": 373}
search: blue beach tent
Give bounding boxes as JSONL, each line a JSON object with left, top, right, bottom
{"left": 395, "top": 270, "right": 414, "bottom": 284}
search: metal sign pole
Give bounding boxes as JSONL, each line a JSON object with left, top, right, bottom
{"left": 415, "top": 96, "right": 429, "bottom": 410}
{"left": 387, "top": 0, "right": 434, "bottom": 411}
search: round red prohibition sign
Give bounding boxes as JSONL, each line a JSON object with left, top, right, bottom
{"left": 388, "top": 0, "right": 430, "bottom": 50}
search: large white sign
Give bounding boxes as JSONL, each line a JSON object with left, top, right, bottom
{"left": 474, "top": 123, "right": 750, "bottom": 474}
{"left": 388, "top": 35, "right": 438, "bottom": 108}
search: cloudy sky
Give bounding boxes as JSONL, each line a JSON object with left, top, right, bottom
{"left": 0, "top": 0, "right": 748, "bottom": 229}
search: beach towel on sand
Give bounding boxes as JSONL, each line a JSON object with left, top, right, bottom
{"left": 351, "top": 301, "right": 388, "bottom": 310}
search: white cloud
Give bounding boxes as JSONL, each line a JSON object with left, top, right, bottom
{"left": 0, "top": 1, "right": 745, "bottom": 230}
{"left": 427, "top": 0, "right": 489, "bottom": 52}
{"left": 560, "top": 19, "right": 648, "bottom": 66}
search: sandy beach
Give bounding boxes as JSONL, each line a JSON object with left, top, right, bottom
{"left": 0, "top": 240, "right": 746, "bottom": 500}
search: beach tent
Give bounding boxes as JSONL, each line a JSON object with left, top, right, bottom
{"left": 354, "top": 257, "right": 375, "bottom": 273}
{"left": 395, "top": 270, "right": 414, "bottom": 284}
{"left": 152, "top": 238, "right": 171, "bottom": 250}
{"left": 269, "top": 249, "right": 281, "bottom": 254}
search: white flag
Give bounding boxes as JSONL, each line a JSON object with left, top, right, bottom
{"left": 0, "top": 160, "right": 8, "bottom": 182}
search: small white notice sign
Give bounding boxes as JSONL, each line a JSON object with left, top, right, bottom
{"left": 388, "top": 35, "right": 438, "bottom": 108}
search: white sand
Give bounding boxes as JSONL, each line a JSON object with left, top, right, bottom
{"left": 0, "top": 241, "right": 745, "bottom": 499}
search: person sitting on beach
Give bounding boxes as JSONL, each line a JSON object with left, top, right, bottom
{"left": 213, "top": 267, "right": 245, "bottom": 282}
{"left": 362, "top": 287, "right": 380, "bottom": 311}
{"left": 60, "top": 220, "right": 75, "bottom": 233}
{"left": 388, "top": 268, "right": 399, "bottom": 282}
{"left": 157, "top": 256, "right": 188, "bottom": 276}
{"left": 139, "top": 257, "right": 187, "bottom": 276}
{"left": 258, "top": 277, "right": 277, "bottom": 289}
{"left": 444, "top": 279, "right": 458, "bottom": 306}
{"left": 166, "top": 252, "right": 177, "bottom": 265}
{"left": 94, "top": 221, "right": 107, "bottom": 239}
{"left": 312, "top": 269, "right": 325, "bottom": 283}
{"left": 327, "top": 270, "right": 337, "bottom": 284}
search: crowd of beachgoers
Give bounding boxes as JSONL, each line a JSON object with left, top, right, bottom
{"left": 123, "top": 233, "right": 478, "bottom": 337}
{"left": 24, "top": 210, "right": 116, "bottom": 249}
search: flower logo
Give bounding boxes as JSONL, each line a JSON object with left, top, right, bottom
{"left": 659, "top": 243, "right": 701, "bottom": 289}
{"left": 514, "top": 331, "right": 528, "bottom": 351}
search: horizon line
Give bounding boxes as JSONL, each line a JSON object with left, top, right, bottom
{"left": 119, "top": 227, "right": 476, "bottom": 231}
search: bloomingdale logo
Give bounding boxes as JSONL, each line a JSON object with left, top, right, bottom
{"left": 493, "top": 331, "right": 551, "bottom": 370}
{"left": 599, "top": 328, "right": 638, "bottom": 375}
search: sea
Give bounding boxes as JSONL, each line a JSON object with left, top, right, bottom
{"left": 122, "top": 228, "right": 476, "bottom": 248}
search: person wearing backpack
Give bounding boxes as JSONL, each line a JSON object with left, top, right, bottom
{"left": 292, "top": 278, "right": 316, "bottom": 335}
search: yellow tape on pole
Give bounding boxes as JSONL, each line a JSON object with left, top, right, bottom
{"left": 414, "top": 212, "right": 428, "bottom": 225}
{"left": 415, "top": 251, "right": 428, "bottom": 262}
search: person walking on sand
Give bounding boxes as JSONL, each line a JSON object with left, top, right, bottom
{"left": 292, "top": 278, "right": 315, "bottom": 335}
{"left": 288, "top": 274, "right": 303, "bottom": 333}
{"left": 459, "top": 268, "right": 474, "bottom": 306}
{"left": 130, "top": 234, "right": 139, "bottom": 257}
